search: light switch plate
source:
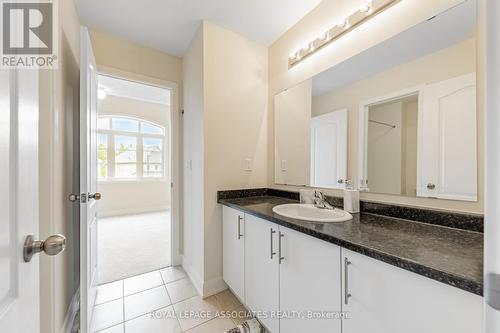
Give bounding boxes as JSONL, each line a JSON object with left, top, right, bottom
{"left": 244, "top": 158, "right": 252, "bottom": 172}
{"left": 281, "top": 159, "right": 287, "bottom": 171}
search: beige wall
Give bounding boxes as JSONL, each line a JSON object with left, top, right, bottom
{"left": 182, "top": 21, "right": 268, "bottom": 296}
{"left": 90, "top": 30, "right": 182, "bottom": 86}
{"left": 39, "top": 0, "right": 81, "bottom": 332}
{"left": 275, "top": 79, "right": 311, "bottom": 185}
{"left": 368, "top": 101, "right": 404, "bottom": 195}
{"left": 97, "top": 96, "right": 171, "bottom": 216}
{"left": 203, "top": 22, "right": 268, "bottom": 295}
{"left": 268, "top": 0, "right": 484, "bottom": 214}
{"left": 182, "top": 26, "right": 205, "bottom": 292}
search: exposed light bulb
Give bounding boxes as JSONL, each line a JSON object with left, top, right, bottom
{"left": 98, "top": 88, "right": 107, "bottom": 100}
{"left": 338, "top": 19, "right": 350, "bottom": 30}
{"left": 360, "top": 1, "right": 373, "bottom": 14}
{"left": 319, "top": 32, "right": 329, "bottom": 40}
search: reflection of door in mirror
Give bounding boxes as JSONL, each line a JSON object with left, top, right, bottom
{"left": 310, "top": 109, "right": 347, "bottom": 189}
{"left": 367, "top": 96, "right": 418, "bottom": 196}
{"left": 419, "top": 73, "right": 477, "bottom": 201}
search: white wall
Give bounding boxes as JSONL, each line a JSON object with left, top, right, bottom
{"left": 269, "top": 0, "right": 484, "bottom": 214}
{"left": 182, "top": 21, "right": 268, "bottom": 296}
{"left": 97, "top": 95, "right": 170, "bottom": 216}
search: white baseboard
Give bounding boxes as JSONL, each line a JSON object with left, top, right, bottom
{"left": 98, "top": 205, "right": 169, "bottom": 217}
{"left": 202, "top": 276, "right": 228, "bottom": 298}
{"left": 182, "top": 257, "right": 204, "bottom": 296}
{"left": 61, "top": 289, "right": 80, "bottom": 333}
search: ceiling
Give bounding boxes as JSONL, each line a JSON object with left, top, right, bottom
{"left": 312, "top": 0, "right": 476, "bottom": 96}
{"left": 75, "top": 0, "right": 323, "bottom": 57}
{"left": 98, "top": 75, "right": 171, "bottom": 105}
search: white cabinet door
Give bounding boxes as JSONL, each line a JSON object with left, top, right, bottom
{"left": 222, "top": 206, "right": 245, "bottom": 301}
{"left": 245, "top": 215, "right": 280, "bottom": 333}
{"left": 342, "top": 249, "right": 482, "bottom": 333}
{"left": 279, "top": 226, "right": 342, "bottom": 333}
{"left": 310, "top": 109, "right": 348, "bottom": 188}
{"left": 419, "top": 73, "right": 477, "bottom": 201}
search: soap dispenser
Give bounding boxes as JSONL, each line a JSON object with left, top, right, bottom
{"left": 343, "top": 180, "right": 360, "bottom": 213}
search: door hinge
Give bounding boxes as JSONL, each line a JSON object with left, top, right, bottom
{"left": 486, "top": 273, "right": 500, "bottom": 311}
{"left": 69, "top": 193, "right": 87, "bottom": 203}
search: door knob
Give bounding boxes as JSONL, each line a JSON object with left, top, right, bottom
{"left": 23, "top": 234, "right": 66, "bottom": 262}
{"left": 89, "top": 192, "right": 102, "bottom": 200}
{"left": 427, "top": 183, "right": 436, "bottom": 190}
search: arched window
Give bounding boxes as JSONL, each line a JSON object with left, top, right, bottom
{"left": 97, "top": 115, "right": 166, "bottom": 180}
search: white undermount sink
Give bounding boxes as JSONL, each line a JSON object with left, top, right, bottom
{"left": 272, "top": 203, "right": 353, "bottom": 223}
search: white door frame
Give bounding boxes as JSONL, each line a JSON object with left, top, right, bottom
{"left": 96, "top": 65, "right": 182, "bottom": 266}
{"left": 357, "top": 85, "right": 424, "bottom": 191}
{"left": 485, "top": 0, "right": 500, "bottom": 331}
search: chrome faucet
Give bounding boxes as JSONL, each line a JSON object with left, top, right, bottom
{"left": 312, "top": 190, "right": 334, "bottom": 210}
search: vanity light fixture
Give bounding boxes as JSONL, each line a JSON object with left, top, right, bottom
{"left": 288, "top": 0, "right": 401, "bottom": 68}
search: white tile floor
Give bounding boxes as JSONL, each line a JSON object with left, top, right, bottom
{"left": 92, "top": 266, "right": 250, "bottom": 333}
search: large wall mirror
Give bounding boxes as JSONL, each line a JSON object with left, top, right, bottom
{"left": 274, "top": 0, "right": 478, "bottom": 201}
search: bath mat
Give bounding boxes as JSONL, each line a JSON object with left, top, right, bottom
{"left": 225, "top": 318, "right": 266, "bottom": 333}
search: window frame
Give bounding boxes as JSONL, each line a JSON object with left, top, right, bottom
{"left": 97, "top": 114, "right": 167, "bottom": 182}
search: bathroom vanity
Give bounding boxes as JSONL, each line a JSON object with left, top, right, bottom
{"left": 219, "top": 189, "right": 483, "bottom": 333}
{"left": 219, "top": 1, "right": 484, "bottom": 332}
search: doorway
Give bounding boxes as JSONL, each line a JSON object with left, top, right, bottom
{"left": 95, "top": 74, "right": 174, "bottom": 284}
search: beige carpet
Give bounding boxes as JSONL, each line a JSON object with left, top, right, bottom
{"left": 98, "top": 211, "right": 171, "bottom": 284}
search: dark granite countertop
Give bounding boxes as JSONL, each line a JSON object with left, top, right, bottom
{"left": 219, "top": 195, "right": 484, "bottom": 296}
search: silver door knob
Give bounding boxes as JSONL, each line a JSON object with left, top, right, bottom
{"left": 89, "top": 192, "right": 102, "bottom": 200}
{"left": 23, "top": 234, "right": 66, "bottom": 262}
{"left": 427, "top": 183, "right": 436, "bottom": 190}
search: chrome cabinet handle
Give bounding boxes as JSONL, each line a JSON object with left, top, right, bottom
{"left": 427, "top": 183, "right": 436, "bottom": 190}
{"left": 344, "top": 258, "right": 352, "bottom": 305}
{"left": 270, "top": 228, "right": 277, "bottom": 259}
{"left": 279, "top": 232, "right": 285, "bottom": 264}
{"left": 237, "top": 216, "right": 244, "bottom": 240}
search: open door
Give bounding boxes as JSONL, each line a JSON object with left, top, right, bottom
{"left": 0, "top": 69, "right": 40, "bottom": 332}
{"left": 80, "top": 27, "right": 100, "bottom": 333}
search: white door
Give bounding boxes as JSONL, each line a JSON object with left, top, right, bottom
{"left": 310, "top": 109, "right": 348, "bottom": 188}
{"left": 419, "top": 73, "right": 477, "bottom": 201}
{"left": 222, "top": 207, "right": 245, "bottom": 301}
{"left": 485, "top": 0, "right": 500, "bottom": 330}
{"left": 80, "top": 27, "right": 100, "bottom": 333}
{"left": 342, "top": 249, "right": 482, "bottom": 333}
{"left": 245, "top": 215, "right": 279, "bottom": 333}
{"left": 279, "top": 226, "right": 342, "bottom": 333}
{"left": 0, "top": 70, "right": 40, "bottom": 331}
